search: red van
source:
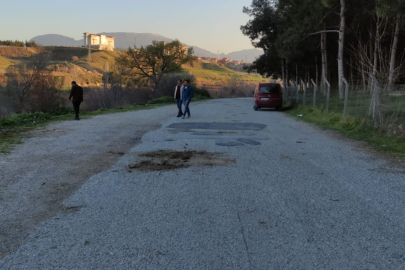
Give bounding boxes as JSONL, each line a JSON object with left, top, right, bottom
{"left": 253, "top": 83, "right": 283, "bottom": 111}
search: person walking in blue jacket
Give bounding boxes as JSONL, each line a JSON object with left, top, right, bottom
{"left": 182, "top": 79, "right": 194, "bottom": 119}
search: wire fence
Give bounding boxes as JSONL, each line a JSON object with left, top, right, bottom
{"left": 284, "top": 76, "right": 405, "bottom": 135}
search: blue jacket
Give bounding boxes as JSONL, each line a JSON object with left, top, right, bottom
{"left": 182, "top": 86, "right": 194, "bottom": 101}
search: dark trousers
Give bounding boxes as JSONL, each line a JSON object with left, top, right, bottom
{"left": 183, "top": 99, "right": 191, "bottom": 116}
{"left": 176, "top": 99, "right": 183, "bottom": 114}
{"left": 72, "top": 101, "right": 81, "bottom": 118}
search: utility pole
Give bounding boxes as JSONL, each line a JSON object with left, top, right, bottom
{"left": 87, "top": 35, "right": 92, "bottom": 63}
{"left": 103, "top": 62, "right": 110, "bottom": 90}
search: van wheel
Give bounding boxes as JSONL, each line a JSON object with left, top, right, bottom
{"left": 254, "top": 105, "right": 258, "bottom": 111}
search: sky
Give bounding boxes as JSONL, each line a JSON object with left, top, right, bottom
{"left": 0, "top": 0, "right": 257, "bottom": 54}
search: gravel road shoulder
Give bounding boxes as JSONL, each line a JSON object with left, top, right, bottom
{"left": 0, "top": 105, "right": 174, "bottom": 259}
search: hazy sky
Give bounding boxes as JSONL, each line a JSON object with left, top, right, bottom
{"left": 0, "top": 0, "right": 257, "bottom": 54}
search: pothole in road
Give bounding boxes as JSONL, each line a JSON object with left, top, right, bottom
{"left": 129, "top": 150, "right": 234, "bottom": 171}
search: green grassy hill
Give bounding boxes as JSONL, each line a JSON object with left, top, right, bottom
{"left": 184, "top": 60, "right": 263, "bottom": 91}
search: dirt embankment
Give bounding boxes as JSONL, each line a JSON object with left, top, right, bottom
{"left": 0, "top": 47, "right": 43, "bottom": 58}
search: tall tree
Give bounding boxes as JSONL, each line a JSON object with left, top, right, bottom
{"left": 116, "top": 40, "right": 195, "bottom": 91}
{"left": 338, "top": 0, "right": 346, "bottom": 99}
{"left": 376, "top": 0, "right": 405, "bottom": 89}
{"left": 241, "top": 0, "right": 281, "bottom": 78}
{"left": 242, "top": 0, "right": 404, "bottom": 89}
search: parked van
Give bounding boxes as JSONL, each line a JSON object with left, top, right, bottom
{"left": 253, "top": 83, "right": 283, "bottom": 111}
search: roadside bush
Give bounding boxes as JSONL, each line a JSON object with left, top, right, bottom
{"left": 83, "top": 87, "right": 153, "bottom": 111}
{"left": 29, "top": 75, "right": 65, "bottom": 112}
{"left": 0, "top": 88, "right": 15, "bottom": 119}
{"left": 154, "top": 72, "right": 196, "bottom": 98}
{"left": 194, "top": 88, "right": 211, "bottom": 99}
{"left": 47, "top": 107, "right": 74, "bottom": 116}
{"left": 84, "top": 87, "right": 128, "bottom": 111}
{"left": 127, "top": 88, "right": 153, "bottom": 105}
{"left": 0, "top": 112, "right": 52, "bottom": 127}
{"left": 215, "top": 75, "right": 256, "bottom": 98}
{"left": 147, "top": 96, "right": 175, "bottom": 105}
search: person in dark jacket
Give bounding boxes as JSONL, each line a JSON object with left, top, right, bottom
{"left": 174, "top": 79, "right": 183, "bottom": 117}
{"left": 69, "top": 81, "right": 84, "bottom": 120}
{"left": 182, "top": 79, "right": 194, "bottom": 119}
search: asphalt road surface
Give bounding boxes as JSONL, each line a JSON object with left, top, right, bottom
{"left": 1, "top": 98, "right": 405, "bottom": 270}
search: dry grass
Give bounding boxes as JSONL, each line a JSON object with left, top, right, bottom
{"left": 0, "top": 47, "right": 40, "bottom": 59}
{"left": 0, "top": 56, "right": 15, "bottom": 72}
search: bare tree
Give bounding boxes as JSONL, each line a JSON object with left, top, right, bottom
{"left": 5, "top": 52, "right": 49, "bottom": 112}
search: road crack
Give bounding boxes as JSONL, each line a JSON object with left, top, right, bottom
{"left": 237, "top": 211, "right": 253, "bottom": 268}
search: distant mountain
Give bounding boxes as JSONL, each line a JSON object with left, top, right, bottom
{"left": 99, "top": 32, "right": 222, "bottom": 58}
{"left": 31, "top": 34, "right": 82, "bottom": 47}
{"left": 225, "top": 49, "right": 262, "bottom": 63}
{"left": 30, "top": 33, "right": 262, "bottom": 62}
{"left": 99, "top": 32, "right": 172, "bottom": 48}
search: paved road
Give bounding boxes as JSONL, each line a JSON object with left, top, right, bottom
{"left": 1, "top": 98, "right": 405, "bottom": 269}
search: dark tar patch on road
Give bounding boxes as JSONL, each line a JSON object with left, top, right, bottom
{"left": 168, "top": 122, "right": 267, "bottom": 131}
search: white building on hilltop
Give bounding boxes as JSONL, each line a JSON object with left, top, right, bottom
{"left": 83, "top": 33, "right": 115, "bottom": 51}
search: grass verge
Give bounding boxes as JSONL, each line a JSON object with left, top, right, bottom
{"left": 287, "top": 106, "right": 405, "bottom": 157}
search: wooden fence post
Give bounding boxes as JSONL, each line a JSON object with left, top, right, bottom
{"left": 311, "top": 79, "right": 317, "bottom": 107}
{"left": 343, "top": 77, "right": 349, "bottom": 118}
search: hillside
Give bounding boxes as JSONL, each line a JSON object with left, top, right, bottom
{"left": 184, "top": 62, "right": 262, "bottom": 92}
{"left": 0, "top": 46, "right": 262, "bottom": 90}
{"left": 29, "top": 34, "right": 82, "bottom": 47}
{"left": 0, "top": 56, "right": 15, "bottom": 72}
{"left": 225, "top": 49, "right": 262, "bottom": 62}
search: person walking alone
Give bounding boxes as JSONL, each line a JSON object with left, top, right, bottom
{"left": 69, "top": 81, "right": 84, "bottom": 120}
{"left": 182, "top": 79, "right": 194, "bottom": 119}
{"left": 174, "top": 79, "right": 183, "bottom": 117}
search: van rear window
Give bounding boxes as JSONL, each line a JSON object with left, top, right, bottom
{"left": 259, "top": 85, "right": 279, "bottom": 94}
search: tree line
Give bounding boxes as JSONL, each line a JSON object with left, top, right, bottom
{"left": 241, "top": 0, "right": 405, "bottom": 97}
{"left": 0, "top": 40, "right": 38, "bottom": 48}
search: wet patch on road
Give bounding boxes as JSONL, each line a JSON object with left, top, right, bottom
{"left": 237, "top": 138, "right": 261, "bottom": 146}
{"left": 215, "top": 138, "right": 261, "bottom": 147}
{"left": 129, "top": 150, "right": 234, "bottom": 171}
{"left": 215, "top": 141, "right": 245, "bottom": 147}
